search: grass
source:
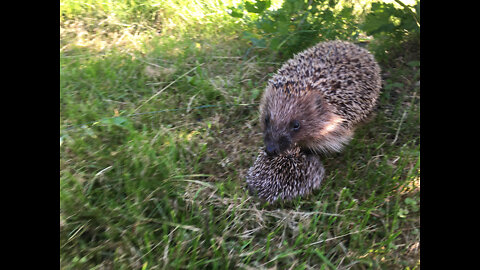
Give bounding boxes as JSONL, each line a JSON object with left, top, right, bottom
{"left": 60, "top": 0, "right": 420, "bottom": 269}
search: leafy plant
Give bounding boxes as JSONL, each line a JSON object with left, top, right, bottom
{"left": 230, "top": 0, "right": 361, "bottom": 59}
{"left": 360, "top": 0, "right": 420, "bottom": 62}
{"left": 362, "top": 0, "right": 419, "bottom": 37}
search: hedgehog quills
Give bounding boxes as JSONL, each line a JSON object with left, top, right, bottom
{"left": 247, "top": 40, "right": 382, "bottom": 202}
{"left": 246, "top": 147, "right": 325, "bottom": 203}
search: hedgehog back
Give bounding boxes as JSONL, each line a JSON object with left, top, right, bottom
{"left": 268, "top": 40, "right": 382, "bottom": 128}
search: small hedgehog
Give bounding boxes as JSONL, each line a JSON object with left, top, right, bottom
{"left": 246, "top": 147, "right": 325, "bottom": 203}
{"left": 260, "top": 40, "right": 381, "bottom": 155}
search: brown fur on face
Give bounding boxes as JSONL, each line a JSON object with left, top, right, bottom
{"left": 260, "top": 84, "right": 349, "bottom": 155}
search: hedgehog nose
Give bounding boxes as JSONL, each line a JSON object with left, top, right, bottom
{"left": 266, "top": 143, "right": 278, "bottom": 156}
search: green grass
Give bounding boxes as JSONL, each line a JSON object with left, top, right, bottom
{"left": 60, "top": 1, "right": 420, "bottom": 269}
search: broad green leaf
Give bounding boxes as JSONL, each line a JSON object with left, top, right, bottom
{"left": 228, "top": 8, "right": 243, "bottom": 18}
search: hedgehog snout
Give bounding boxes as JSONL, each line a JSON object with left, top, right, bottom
{"left": 265, "top": 141, "right": 278, "bottom": 156}
{"left": 265, "top": 134, "right": 292, "bottom": 156}
{"left": 264, "top": 134, "right": 279, "bottom": 156}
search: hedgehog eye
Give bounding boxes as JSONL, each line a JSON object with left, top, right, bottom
{"left": 291, "top": 120, "right": 300, "bottom": 131}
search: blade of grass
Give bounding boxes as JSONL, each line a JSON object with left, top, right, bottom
{"left": 133, "top": 63, "right": 205, "bottom": 113}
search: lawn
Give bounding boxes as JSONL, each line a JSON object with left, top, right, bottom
{"left": 60, "top": 0, "right": 420, "bottom": 269}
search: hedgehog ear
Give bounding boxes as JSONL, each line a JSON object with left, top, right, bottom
{"left": 304, "top": 84, "right": 323, "bottom": 111}
{"left": 314, "top": 92, "right": 325, "bottom": 111}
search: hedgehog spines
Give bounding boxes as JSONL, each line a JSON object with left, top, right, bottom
{"left": 248, "top": 40, "right": 382, "bottom": 202}
{"left": 261, "top": 40, "right": 382, "bottom": 156}
{"left": 246, "top": 147, "right": 325, "bottom": 203}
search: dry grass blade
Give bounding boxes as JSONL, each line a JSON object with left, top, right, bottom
{"left": 133, "top": 63, "right": 205, "bottom": 113}
{"left": 306, "top": 225, "right": 378, "bottom": 247}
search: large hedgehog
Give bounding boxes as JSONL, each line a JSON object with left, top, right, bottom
{"left": 260, "top": 40, "right": 382, "bottom": 155}
{"left": 246, "top": 147, "right": 325, "bottom": 203}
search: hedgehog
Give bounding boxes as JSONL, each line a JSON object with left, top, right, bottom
{"left": 260, "top": 40, "right": 382, "bottom": 156}
{"left": 246, "top": 146, "right": 325, "bottom": 203}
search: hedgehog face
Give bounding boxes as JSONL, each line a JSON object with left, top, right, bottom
{"left": 261, "top": 88, "right": 329, "bottom": 156}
